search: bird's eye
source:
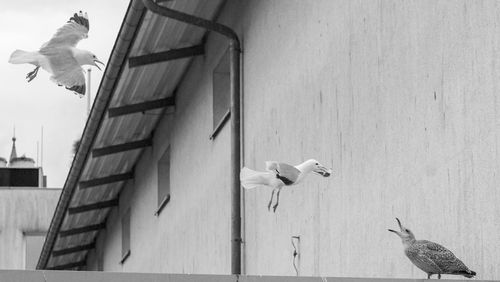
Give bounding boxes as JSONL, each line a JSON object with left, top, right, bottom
{"left": 315, "top": 162, "right": 319, "bottom": 165}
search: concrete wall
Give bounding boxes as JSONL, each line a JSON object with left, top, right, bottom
{"left": 236, "top": 0, "right": 500, "bottom": 280}
{"left": 0, "top": 188, "right": 60, "bottom": 269}
{"left": 90, "top": 0, "right": 500, "bottom": 280}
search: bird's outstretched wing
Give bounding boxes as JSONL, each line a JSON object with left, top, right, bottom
{"left": 40, "top": 48, "right": 86, "bottom": 95}
{"left": 275, "top": 163, "right": 301, "bottom": 183}
{"left": 265, "top": 161, "right": 301, "bottom": 183}
{"left": 41, "top": 11, "right": 89, "bottom": 49}
{"left": 51, "top": 67, "right": 86, "bottom": 95}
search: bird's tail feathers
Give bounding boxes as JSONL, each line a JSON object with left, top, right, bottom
{"left": 455, "top": 270, "right": 476, "bottom": 278}
{"left": 240, "top": 167, "right": 272, "bottom": 189}
{"left": 9, "top": 50, "right": 38, "bottom": 65}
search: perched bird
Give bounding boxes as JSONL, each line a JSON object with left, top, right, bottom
{"left": 388, "top": 218, "right": 476, "bottom": 279}
{"left": 8, "top": 11, "right": 104, "bottom": 96}
{"left": 240, "top": 159, "right": 332, "bottom": 212}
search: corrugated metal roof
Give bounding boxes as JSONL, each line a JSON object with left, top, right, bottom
{"left": 38, "top": 0, "right": 225, "bottom": 270}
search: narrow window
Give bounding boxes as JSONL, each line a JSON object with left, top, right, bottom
{"left": 155, "top": 145, "right": 171, "bottom": 216}
{"left": 24, "top": 233, "right": 46, "bottom": 270}
{"left": 120, "top": 208, "right": 130, "bottom": 263}
{"left": 210, "top": 49, "right": 230, "bottom": 139}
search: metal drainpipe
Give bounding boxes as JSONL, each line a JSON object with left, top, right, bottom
{"left": 142, "top": 0, "right": 242, "bottom": 275}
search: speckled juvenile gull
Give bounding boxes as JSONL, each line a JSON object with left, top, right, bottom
{"left": 8, "top": 11, "right": 104, "bottom": 96}
{"left": 240, "top": 159, "right": 332, "bottom": 212}
{"left": 388, "top": 218, "right": 476, "bottom": 279}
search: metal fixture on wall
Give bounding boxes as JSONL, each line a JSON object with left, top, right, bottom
{"left": 291, "top": 235, "right": 300, "bottom": 276}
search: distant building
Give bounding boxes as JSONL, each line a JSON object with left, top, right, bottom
{"left": 38, "top": 0, "right": 500, "bottom": 281}
{"left": 0, "top": 135, "right": 60, "bottom": 269}
{"left": 0, "top": 136, "right": 46, "bottom": 188}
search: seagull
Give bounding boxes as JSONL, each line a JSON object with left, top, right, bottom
{"left": 388, "top": 218, "right": 476, "bottom": 279}
{"left": 240, "top": 159, "right": 332, "bottom": 212}
{"left": 8, "top": 11, "right": 104, "bottom": 96}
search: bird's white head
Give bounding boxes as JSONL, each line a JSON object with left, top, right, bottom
{"left": 296, "top": 159, "right": 332, "bottom": 177}
{"left": 388, "top": 218, "right": 416, "bottom": 246}
{"left": 74, "top": 50, "right": 105, "bottom": 70}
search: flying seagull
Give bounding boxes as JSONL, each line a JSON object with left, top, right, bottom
{"left": 240, "top": 159, "right": 332, "bottom": 212}
{"left": 8, "top": 11, "right": 104, "bottom": 96}
{"left": 388, "top": 218, "right": 476, "bottom": 279}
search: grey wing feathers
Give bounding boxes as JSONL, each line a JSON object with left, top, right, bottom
{"left": 405, "top": 247, "right": 443, "bottom": 274}
{"left": 41, "top": 11, "right": 89, "bottom": 48}
{"left": 276, "top": 163, "right": 301, "bottom": 183}
{"left": 418, "top": 241, "right": 470, "bottom": 273}
{"left": 40, "top": 48, "right": 86, "bottom": 95}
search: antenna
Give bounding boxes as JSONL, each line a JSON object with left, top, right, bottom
{"left": 40, "top": 126, "right": 44, "bottom": 168}
{"left": 87, "top": 68, "right": 92, "bottom": 116}
{"left": 36, "top": 141, "right": 39, "bottom": 167}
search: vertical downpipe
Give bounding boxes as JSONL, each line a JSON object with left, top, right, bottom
{"left": 229, "top": 39, "right": 241, "bottom": 275}
{"left": 141, "top": 0, "right": 242, "bottom": 274}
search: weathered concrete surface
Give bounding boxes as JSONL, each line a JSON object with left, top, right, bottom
{"left": 238, "top": 0, "right": 500, "bottom": 280}
{"left": 0, "top": 188, "right": 60, "bottom": 269}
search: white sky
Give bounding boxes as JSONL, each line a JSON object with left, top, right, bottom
{"left": 0, "top": 0, "right": 129, "bottom": 187}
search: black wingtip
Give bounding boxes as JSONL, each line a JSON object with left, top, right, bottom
{"left": 68, "top": 11, "right": 89, "bottom": 30}
{"left": 66, "top": 84, "right": 86, "bottom": 96}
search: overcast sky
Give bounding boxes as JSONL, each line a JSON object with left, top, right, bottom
{"left": 0, "top": 0, "right": 129, "bottom": 187}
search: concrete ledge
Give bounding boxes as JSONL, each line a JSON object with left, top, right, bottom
{"left": 0, "top": 271, "right": 494, "bottom": 282}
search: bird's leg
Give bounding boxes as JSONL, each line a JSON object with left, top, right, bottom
{"left": 272, "top": 189, "right": 281, "bottom": 212}
{"left": 437, "top": 274, "right": 441, "bottom": 279}
{"left": 267, "top": 189, "right": 276, "bottom": 211}
{"left": 26, "top": 66, "right": 40, "bottom": 82}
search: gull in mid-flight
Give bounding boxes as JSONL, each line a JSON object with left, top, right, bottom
{"left": 240, "top": 159, "right": 332, "bottom": 212}
{"left": 388, "top": 218, "right": 476, "bottom": 279}
{"left": 8, "top": 11, "right": 104, "bottom": 96}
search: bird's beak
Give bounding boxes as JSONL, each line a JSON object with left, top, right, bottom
{"left": 93, "top": 59, "right": 105, "bottom": 71}
{"left": 313, "top": 164, "right": 332, "bottom": 177}
{"left": 388, "top": 217, "right": 403, "bottom": 236}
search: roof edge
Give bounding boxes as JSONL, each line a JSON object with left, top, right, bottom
{"left": 37, "top": 0, "right": 146, "bottom": 270}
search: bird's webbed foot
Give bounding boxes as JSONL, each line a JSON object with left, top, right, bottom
{"left": 272, "top": 202, "right": 279, "bottom": 212}
{"left": 26, "top": 66, "right": 40, "bottom": 82}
